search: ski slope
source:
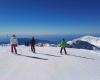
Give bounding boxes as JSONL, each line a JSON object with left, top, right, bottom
{"left": 0, "top": 46, "right": 100, "bottom": 80}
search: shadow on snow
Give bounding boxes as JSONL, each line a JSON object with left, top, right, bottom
{"left": 68, "top": 54, "right": 95, "bottom": 60}
{"left": 16, "top": 54, "right": 48, "bottom": 60}
{"left": 36, "top": 53, "right": 61, "bottom": 57}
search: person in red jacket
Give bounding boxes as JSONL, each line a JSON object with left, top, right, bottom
{"left": 30, "top": 37, "right": 36, "bottom": 53}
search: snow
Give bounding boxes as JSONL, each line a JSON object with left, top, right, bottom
{"left": 68, "top": 35, "right": 100, "bottom": 48}
{"left": 0, "top": 46, "right": 100, "bottom": 80}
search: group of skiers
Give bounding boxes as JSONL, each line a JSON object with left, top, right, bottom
{"left": 10, "top": 34, "right": 68, "bottom": 55}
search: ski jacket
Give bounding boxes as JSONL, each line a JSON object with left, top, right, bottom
{"left": 30, "top": 38, "right": 36, "bottom": 46}
{"left": 59, "top": 40, "right": 68, "bottom": 48}
{"left": 10, "top": 37, "right": 18, "bottom": 45}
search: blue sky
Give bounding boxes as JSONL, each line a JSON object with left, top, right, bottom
{"left": 0, "top": 0, "right": 100, "bottom": 35}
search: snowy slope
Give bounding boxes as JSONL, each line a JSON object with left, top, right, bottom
{"left": 68, "top": 35, "right": 100, "bottom": 47}
{"left": 0, "top": 46, "right": 100, "bottom": 80}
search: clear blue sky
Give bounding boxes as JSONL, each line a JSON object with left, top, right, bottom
{"left": 0, "top": 0, "right": 100, "bottom": 35}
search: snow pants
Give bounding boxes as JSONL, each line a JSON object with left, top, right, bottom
{"left": 31, "top": 45, "right": 35, "bottom": 53}
{"left": 60, "top": 47, "right": 67, "bottom": 55}
{"left": 11, "top": 44, "right": 17, "bottom": 53}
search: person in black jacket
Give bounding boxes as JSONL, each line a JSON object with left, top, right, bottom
{"left": 30, "top": 37, "right": 36, "bottom": 53}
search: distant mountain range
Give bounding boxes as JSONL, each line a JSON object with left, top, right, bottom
{"left": 0, "top": 37, "right": 55, "bottom": 45}
{"left": 67, "top": 35, "right": 100, "bottom": 50}
{"left": 18, "top": 38, "right": 55, "bottom": 45}
{"left": 0, "top": 35, "right": 100, "bottom": 50}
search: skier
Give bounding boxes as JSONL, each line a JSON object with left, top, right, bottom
{"left": 30, "top": 36, "right": 36, "bottom": 53}
{"left": 59, "top": 38, "right": 68, "bottom": 55}
{"left": 10, "top": 34, "right": 18, "bottom": 54}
